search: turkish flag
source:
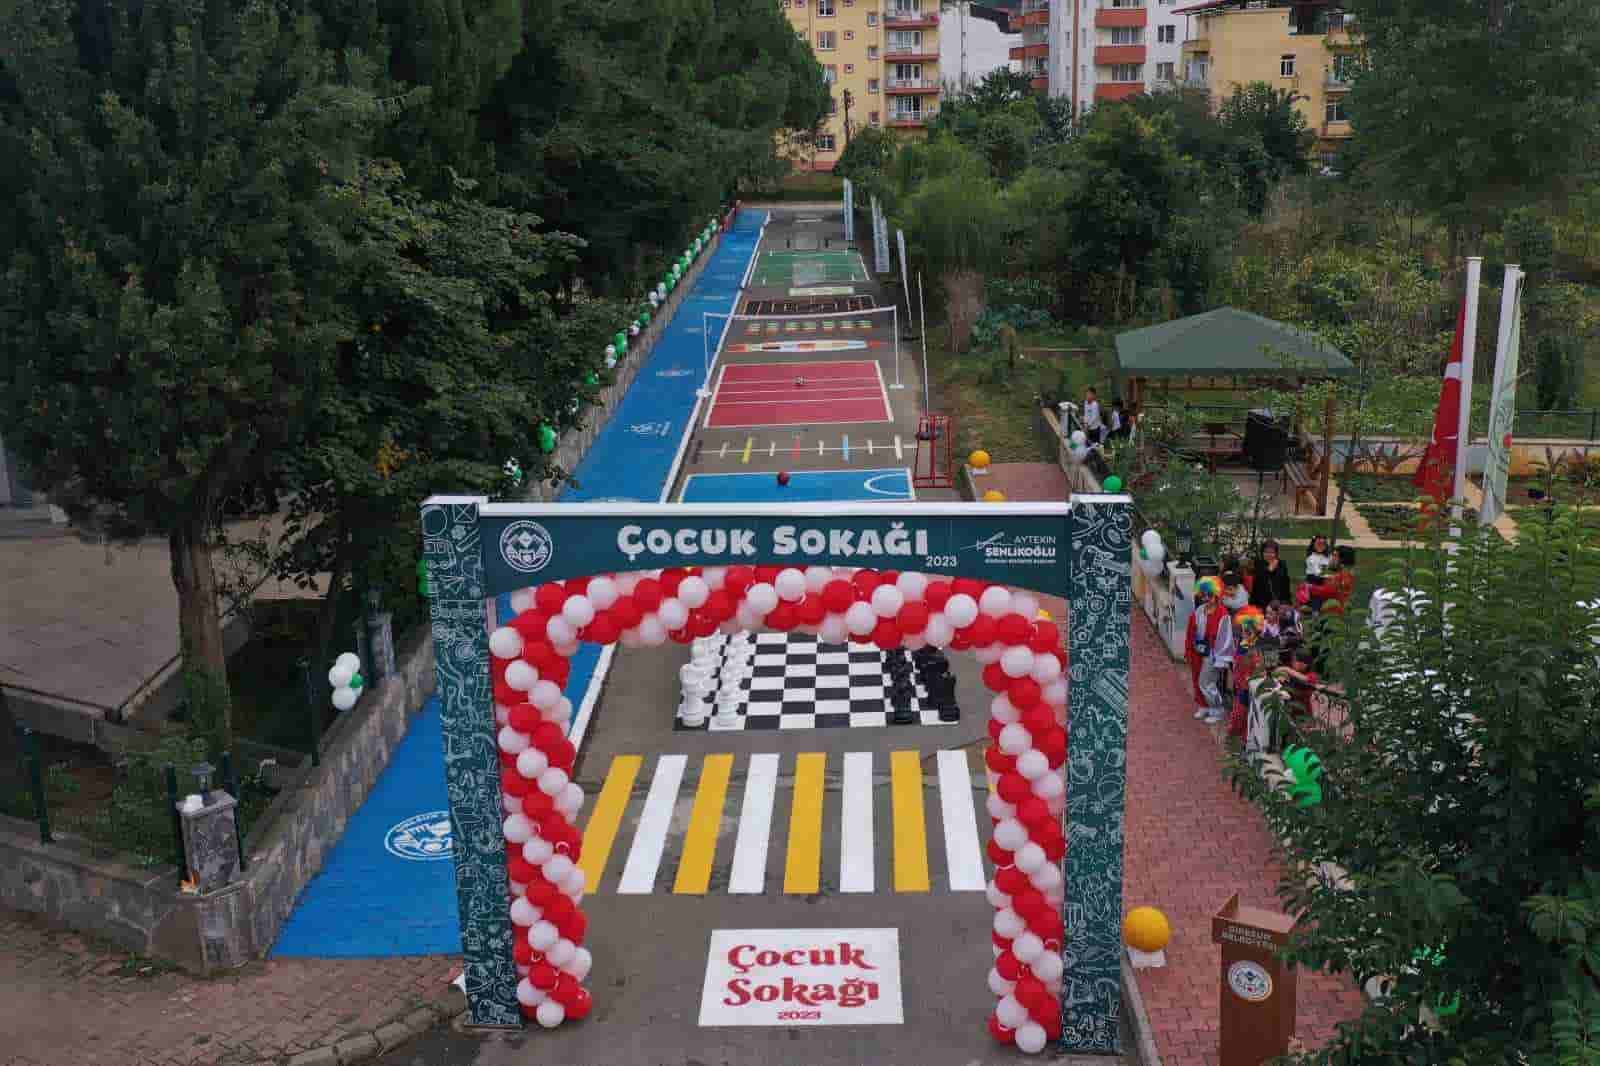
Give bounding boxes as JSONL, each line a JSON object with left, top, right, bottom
{"left": 1413, "top": 297, "right": 1466, "bottom": 503}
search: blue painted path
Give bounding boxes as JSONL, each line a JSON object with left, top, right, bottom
{"left": 679, "top": 467, "right": 913, "bottom": 504}
{"left": 271, "top": 210, "right": 768, "bottom": 957}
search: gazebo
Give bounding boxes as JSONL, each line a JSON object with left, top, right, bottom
{"left": 1114, "top": 307, "right": 1355, "bottom": 513}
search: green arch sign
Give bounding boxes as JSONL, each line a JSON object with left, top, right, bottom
{"left": 420, "top": 496, "right": 1133, "bottom": 1053}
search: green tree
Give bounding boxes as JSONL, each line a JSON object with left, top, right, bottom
{"left": 834, "top": 123, "right": 899, "bottom": 205}
{"left": 0, "top": 0, "right": 378, "bottom": 746}
{"left": 1216, "top": 81, "right": 1313, "bottom": 182}
{"left": 1230, "top": 517, "right": 1600, "bottom": 1061}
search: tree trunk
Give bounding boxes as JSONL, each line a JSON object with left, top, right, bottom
{"left": 170, "top": 516, "right": 232, "bottom": 751}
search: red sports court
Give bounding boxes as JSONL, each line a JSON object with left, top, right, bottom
{"left": 704, "top": 360, "right": 892, "bottom": 429}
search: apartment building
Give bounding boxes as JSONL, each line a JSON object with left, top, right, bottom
{"left": 1178, "top": 0, "right": 1356, "bottom": 164}
{"left": 1016, "top": 0, "right": 1185, "bottom": 112}
{"left": 784, "top": 0, "right": 942, "bottom": 171}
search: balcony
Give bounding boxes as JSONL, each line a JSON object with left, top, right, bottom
{"left": 1017, "top": 8, "right": 1051, "bottom": 26}
{"left": 884, "top": 9, "right": 939, "bottom": 28}
{"left": 1324, "top": 73, "right": 1351, "bottom": 91}
{"left": 1320, "top": 120, "right": 1352, "bottom": 139}
{"left": 1095, "top": 82, "right": 1143, "bottom": 101}
{"left": 1030, "top": 75, "right": 1049, "bottom": 91}
{"left": 887, "top": 109, "right": 936, "bottom": 127}
{"left": 886, "top": 78, "right": 942, "bottom": 94}
{"left": 1181, "top": 36, "right": 1209, "bottom": 53}
{"left": 1094, "top": 7, "right": 1147, "bottom": 26}
{"left": 885, "top": 44, "right": 940, "bottom": 61}
{"left": 1009, "top": 42, "right": 1049, "bottom": 61}
{"left": 1094, "top": 44, "right": 1145, "bottom": 65}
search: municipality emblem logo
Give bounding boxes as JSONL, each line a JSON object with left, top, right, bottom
{"left": 500, "top": 520, "right": 553, "bottom": 574}
{"left": 385, "top": 811, "right": 453, "bottom": 861}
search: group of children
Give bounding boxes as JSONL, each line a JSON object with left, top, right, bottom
{"left": 1184, "top": 536, "right": 1359, "bottom": 737}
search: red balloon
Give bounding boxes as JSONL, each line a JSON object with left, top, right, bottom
{"left": 1043, "top": 1010, "right": 1063, "bottom": 1041}
{"left": 490, "top": 657, "right": 509, "bottom": 683}
{"left": 850, "top": 569, "right": 882, "bottom": 595}
{"left": 997, "top": 772, "right": 1031, "bottom": 805}
{"left": 525, "top": 641, "right": 557, "bottom": 672}
{"left": 987, "top": 718, "right": 1005, "bottom": 742}
{"left": 512, "top": 610, "right": 550, "bottom": 639}
{"left": 533, "top": 722, "right": 564, "bottom": 752}
{"left": 952, "top": 578, "right": 984, "bottom": 598}
{"left": 991, "top": 931, "right": 1012, "bottom": 951}
{"left": 502, "top": 772, "right": 531, "bottom": 798}
{"left": 508, "top": 703, "right": 538, "bottom": 734}
{"left": 692, "top": 610, "right": 719, "bottom": 637}
{"left": 633, "top": 578, "right": 663, "bottom": 610}
{"left": 1008, "top": 677, "right": 1042, "bottom": 709}
{"left": 768, "top": 602, "right": 797, "bottom": 630}
{"left": 995, "top": 948, "right": 1023, "bottom": 982}
{"left": 1041, "top": 731, "right": 1068, "bottom": 768}
{"left": 706, "top": 589, "right": 735, "bottom": 621}
{"left": 535, "top": 584, "right": 567, "bottom": 613}
{"left": 822, "top": 580, "right": 856, "bottom": 613}
{"left": 950, "top": 630, "right": 972, "bottom": 651}
{"left": 1015, "top": 975, "right": 1047, "bottom": 1012}
{"left": 547, "top": 660, "right": 571, "bottom": 687}
{"left": 1031, "top": 910, "right": 1063, "bottom": 939}
{"left": 1042, "top": 832, "right": 1066, "bottom": 862}
{"left": 997, "top": 613, "right": 1032, "bottom": 646}
{"left": 559, "top": 909, "right": 588, "bottom": 944}
{"left": 556, "top": 826, "right": 583, "bottom": 862}
{"left": 531, "top": 961, "right": 560, "bottom": 990}
{"left": 871, "top": 619, "right": 900, "bottom": 650}
{"left": 1018, "top": 797, "right": 1052, "bottom": 829}
{"left": 513, "top": 938, "right": 533, "bottom": 966}
{"left": 528, "top": 879, "right": 559, "bottom": 908}
{"left": 996, "top": 867, "right": 1028, "bottom": 897}
{"left": 611, "top": 596, "right": 643, "bottom": 629}
{"left": 508, "top": 856, "right": 536, "bottom": 883}
{"left": 1029, "top": 621, "right": 1060, "bottom": 653}
{"left": 896, "top": 601, "right": 930, "bottom": 635}
{"left": 669, "top": 626, "right": 692, "bottom": 644}
{"left": 988, "top": 1013, "right": 1017, "bottom": 1045}
{"left": 586, "top": 614, "right": 620, "bottom": 645}
{"left": 549, "top": 973, "right": 580, "bottom": 1007}
{"left": 494, "top": 682, "right": 521, "bottom": 709}
{"left": 522, "top": 789, "right": 553, "bottom": 818}
{"left": 985, "top": 746, "right": 1016, "bottom": 775}
{"left": 566, "top": 985, "right": 593, "bottom": 1020}
{"left": 923, "top": 581, "right": 953, "bottom": 609}
{"left": 544, "top": 893, "right": 573, "bottom": 923}
{"left": 553, "top": 738, "right": 578, "bottom": 770}
{"left": 982, "top": 662, "right": 1011, "bottom": 693}
{"left": 660, "top": 568, "right": 688, "bottom": 595}
{"left": 966, "top": 615, "right": 997, "bottom": 646}
{"left": 987, "top": 840, "right": 1014, "bottom": 866}
{"left": 724, "top": 566, "right": 755, "bottom": 597}
{"left": 1023, "top": 705, "right": 1054, "bottom": 736}
{"left": 753, "top": 565, "right": 781, "bottom": 584}
{"left": 796, "top": 595, "right": 826, "bottom": 626}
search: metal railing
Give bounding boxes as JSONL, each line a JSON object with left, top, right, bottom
{"left": 888, "top": 109, "right": 935, "bottom": 124}
{"left": 1493, "top": 408, "right": 1600, "bottom": 443}
{"left": 886, "top": 78, "right": 940, "bottom": 90}
{"left": 884, "top": 9, "right": 937, "bottom": 22}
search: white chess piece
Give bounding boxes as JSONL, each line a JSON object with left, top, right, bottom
{"left": 679, "top": 693, "right": 707, "bottom": 728}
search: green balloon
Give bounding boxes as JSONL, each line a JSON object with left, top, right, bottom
{"left": 585, "top": 372, "right": 599, "bottom": 386}
{"left": 350, "top": 673, "right": 364, "bottom": 690}
{"left": 1282, "top": 745, "right": 1324, "bottom": 807}
{"left": 538, "top": 424, "right": 558, "bottom": 453}
{"left": 642, "top": 311, "right": 651, "bottom": 324}
{"left": 1103, "top": 475, "right": 1124, "bottom": 492}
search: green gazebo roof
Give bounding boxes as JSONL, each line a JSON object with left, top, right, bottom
{"left": 1114, "top": 307, "right": 1354, "bottom": 378}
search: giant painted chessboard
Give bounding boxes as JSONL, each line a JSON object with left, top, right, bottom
{"left": 676, "top": 632, "right": 961, "bottom": 732}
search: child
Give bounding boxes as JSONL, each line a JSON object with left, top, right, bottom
{"left": 1305, "top": 535, "right": 1332, "bottom": 580}
{"left": 1221, "top": 570, "right": 1250, "bottom": 612}
{"left": 1186, "top": 576, "right": 1235, "bottom": 725}
{"left": 1108, "top": 398, "right": 1130, "bottom": 440}
{"left": 1228, "top": 606, "right": 1267, "bottom": 739}
{"left": 1082, "top": 387, "right": 1104, "bottom": 444}
{"left": 1273, "top": 646, "right": 1320, "bottom": 720}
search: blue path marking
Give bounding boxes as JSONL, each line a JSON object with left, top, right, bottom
{"left": 680, "top": 468, "right": 914, "bottom": 504}
{"left": 271, "top": 211, "right": 769, "bottom": 958}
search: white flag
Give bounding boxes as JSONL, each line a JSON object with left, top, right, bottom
{"left": 1479, "top": 266, "right": 1524, "bottom": 526}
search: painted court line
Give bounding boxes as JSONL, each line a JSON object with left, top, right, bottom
{"left": 617, "top": 754, "right": 687, "bottom": 894}
{"left": 936, "top": 750, "right": 987, "bottom": 892}
{"left": 729, "top": 753, "right": 779, "bottom": 895}
{"left": 784, "top": 753, "right": 827, "bottom": 894}
{"left": 840, "top": 752, "right": 875, "bottom": 893}
{"left": 891, "top": 751, "right": 931, "bottom": 893}
{"left": 579, "top": 754, "right": 642, "bottom": 891}
{"left": 673, "top": 754, "right": 734, "bottom": 895}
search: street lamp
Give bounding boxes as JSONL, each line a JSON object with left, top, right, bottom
{"left": 191, "top": 762, "right": 216, "bottom": 806}
{"left": 1176, "top": 522, "right": 1194, "bottom": 568}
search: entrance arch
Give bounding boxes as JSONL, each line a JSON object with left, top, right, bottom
{"left": 420, "top": 497, "right": 1133, "bottom": 1053}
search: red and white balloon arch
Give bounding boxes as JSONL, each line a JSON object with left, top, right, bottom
{"left": 487, "top": 563, "right": 1070, "bottom": 1052}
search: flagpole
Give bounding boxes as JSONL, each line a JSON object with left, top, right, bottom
{"left": 1450, "top": 256, "right": 1482, "bottom": 531}
{"left": 1480, "top": 265, "right": 1524, "bottom": 527}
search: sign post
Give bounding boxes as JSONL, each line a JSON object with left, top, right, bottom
{"left": 1211, "top": 893, "right": 1298, "bottom": 1065}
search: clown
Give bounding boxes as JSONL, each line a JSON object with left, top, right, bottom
{"left": 1185, "top": 576, "right": 1235, "bottom": 724}
{"left": 1228, "top": 606, "right": 1266, "bottom": 738}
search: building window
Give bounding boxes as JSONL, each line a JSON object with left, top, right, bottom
{"left": 845, "top": 30, "right": 854, "bottom": 40}
{"left": 1325, "top": 98, "right": 1348, "bottom": 123}
{"left": 1156, "top": 24, "right": 1175, "bottom": 42}
{"left": 1110, "top": 26, "right": 1142, "bottom": 44}
{"left": 817, "top": 0, "right": 835, "bottom": 15}
{"left": 870, "top": 111, "right": 881, "bottom": 125}
{"left": 1331, "top": 53, "right": 1356, "bottom": 83}
{"left": 867, "top": 11, "right": 878, "bottom": 23}
{"left": 829, "top": 97, "right": 839, "bottom": 115}
{"left": 889, "top": 30, "right": 922, "bottom": 51}
{"left": 1110, "top": 63, "right": 1141, "bottom": 82}
{"left": 894, "top": 63, "right": 923, "bottom": 83}
{"left": 868, "top": 45, "right": 879, "bottom": 59}
{"left": 868, "top": 78, "right": 880, "bottom": 92}
{"left": 817, "top": 134, "right": 837, "bottom": 152}
{"left": 823, "top": 64, "right": 837, "bottom": 83}
{"left": 1108, "top": 0, "right": 1142, "bottom": 8}
{"left": 1280, "top": 54, "right": 1295, "bottom": 77}
{"left": 1320, "top": 150, "right": 1337, "bottom": 170}
{"left": 818, "top": 30, "right": 836, "bottom": 49}
{"left": 844, "top": 63, "right": 854, "bottom": 73}
{"left": 1155, "top": 61, "right": 1175, "bottom": 80}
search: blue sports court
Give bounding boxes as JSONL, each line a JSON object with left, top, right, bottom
{"left": 679, "top": 468, "right": 913, "bottom": 504}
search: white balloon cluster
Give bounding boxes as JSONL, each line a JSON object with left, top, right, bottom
{"left": 327, "top": 652, "right": 363, "bottom": 711}
{"left": 1065, "top": 429, "right": 1091, "bottom": 466}
{"left": 1137, "top": 530, "right": 1168, "bottom": 578}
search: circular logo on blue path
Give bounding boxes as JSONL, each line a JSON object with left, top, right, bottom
{"left": 499, "top": 520, "right": 554, "bottom": 574}
{"left": 385, "top": 811, "right": 454, "bottom": 861}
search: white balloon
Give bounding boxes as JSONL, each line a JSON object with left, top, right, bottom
{"left": 498, "top": 726, "right": 530, "bottom": 755}
{"left": 528, "top": 921, "right": 560, "bottom": 951}
{"left": 510, "top": 589, "right": 535, "bottom": 614}
{"left": 561, "top": 866, "right": 587, "bottom": 899}
{"left": 1016, "top": 1022, "right": 1048, "bottom": 1054}
{"left": 545, "top": 615, "right": 576, "bottom": 646}
{"left": 1141, "top": 529, "right": 1161, "bottom": 551}
{"left": 538, "top": 767, "right": 570, "bottom": 797}
{"left": 994, "top": 818, "right": 1028, "bottom": 851}
{"left": 735, "top": 605, "right": 761, "bottom": 631}
{"left": 566, "top": 946, "right": 594, "bottom": 980}
{"left": 1070, "top": 429, "right": 1087, "bottom": 447}
{"left": 505, "top": 659, "right": 538, "bottom": 691}
{"left": 988, "top": 967, "right": 1016, "bottom": 998}
{"left": 996, "top": 995, "right": 1029, "bottom": 1030}
{"left": 1031, "top": 950, "right": 1064, "bottom": 983}
{"left": 896, "top": 571, "right": 929, "bottom": 602}
{"left": 561, "top": 595, "right": 594, "bottom": 629}
{"left": 1013, "top": 932, "right": 1045, "bottom": 964}
{"left": 531, "top": 680, "right": 562, "bottom": 711}
{"left": 495, "top": 703, "right": 511, "bottom": 727}
{"left": 1139, "top": 556, "right": 1164, "bottom": 577}
{"left": 510, "top": 897, "right": 541, "bottom": 927}
{"left": 555, "top": 697, "right": 574, "bottom": 722}
{"left": 639, "top": 616, "right": 668, "bottom": 646}
{"left": 845, "top": 601, "right": 878, "bottom": 636}
{"left": 1031, "top": 772, "right": 1065, "bottom": 800}
{"left": 615, "top": 572, "right": 641, "bottom": 595}
{"left": 746, "top": 583, "right": 778, "bottom": 614}
{"left": 558, "top": 782, "right": 585, "bottom": 815}
{"left": 535, "top": 999, "right": 566, "bottom": 1028}
{"left": 543, "top": 854, "right": 575, "bottom": 884}
{"left": 1031, "top": 862, "right": 1063, "bottom": 892}
{"left": 489, "top": 627, "right": 524, "bottom": 660}
{"left": 523, "top": 837, "right": 554, "bottom": 865}
{"left": 1147, "top": 539, "right": 1167, "bottom": 562}
{"left": 502, "top": 794, "right": 523, "bottom": 815}
{"left": 974, "top": 643, "right": 1003, "bottom": 665}
{"left": 944, "top": 593, "right": 979, "bottom": 628}
{"left": 818, "top": 614, "right": 849, "bottom": 644}
{"left": 994, "top": 908, "right": 1026, "bottom": 939}
{"left": 553, "top": 639, "right": 578, "bottom": 659}
{"left": 678, "top": 576, "right": 710, "bottom": 609}
{"left": 517, "top": 978, "right": 547, "bottom": 1007}
{"left": 336, "top": 652, "right": 361, "bottom": 674}
{"left": 804, "top": 566, "right": 833, "bottom": 593}
{"left": 924, "top": 614, "right": 954, "bottom": 648}
{"left": 658, "top": 597, "right": 689, "bottom": 630}
{"left": 503, "top": 812, "right": 534, "bottom": 844}
{"left": 775, "top": 568, "right": 807, "bottom": 602}
{"left": 980, "top": 586, "right": 1013, "bottom": 617}
{"left": 1012, "top": 592, "right": 1040, "bottom": 621}
{"left": 1017, "top": 749, "right": 1051, "bottom": 780}
{"left": 986, "top": 793, "right": 1017, "bottom": 821}
{"left": 517, "top": 747, "right": 550, "bottom": 780}
{"left": 870, "top": 584, "right": 905, "bottom": 618}
{"left": 327, "top": 664, "right": 354, "bottom": 689}
{"left": 1031, "top": 654, "right": 1062, "bottom": 684}
{"left": 1001, "top": 645, "right": 1036, "bottom": 679}
{"left": 619, "top": 628, "right": 642, "bottom": 649}
{"left": 546, "top": 937, "right": 577, "bottom": 968}
{"left": 999, "top": 723, "right": 1033, "bottom": 756}
{"left": 1042, "top": 680, "right": 1069, "bottom": 707}
{"left": 1015, "top": 842, "right": 1047, "bottom": 874}
{"left": 331, "top": 685, "right": 358, "bottom": 711}
{"left": 991, "top": 693, "right": 1020, "bottom": 724}
{"left": 986, "top": 883, "right": 1012, "bottom": 910}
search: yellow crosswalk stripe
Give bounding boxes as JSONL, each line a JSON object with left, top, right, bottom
{"left": 673, "top": 754, "right": 733, "bottom": 894}
{"left": 891, "top": 750, "right": 931, "bottom": 893}
{"left": 740, "top": 437, "right": 754, "bottom": 464}
{"left": 784, "top": 753, "right": 826, "bottom": 894}
{"left": 579, "top": 755, "right": 642, "bottom": 890}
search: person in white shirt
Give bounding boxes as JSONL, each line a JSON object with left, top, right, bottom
{"left": 1305, "top": 534, "right": 1332, "bottom": 579}
{"left": 1081, "top": 387, "right": 1104, "bottom": 444}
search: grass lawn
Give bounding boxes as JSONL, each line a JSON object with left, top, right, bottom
{"left": 749, "top": 172, "right": 844, "bottom": 202}
{"left": 1339, "top": 473, "right": 1427, "bottom": 503}
{"left": 1256, "top": 515, "right": 1351, "bottom": 542}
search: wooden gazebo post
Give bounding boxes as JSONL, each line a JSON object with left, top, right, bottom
{"left": 1317, "top": 389, "right": 1336, "bottom": 514}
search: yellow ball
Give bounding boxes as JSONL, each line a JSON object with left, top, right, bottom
{"left": 1036, "top": 609, "right": 1052, "bottom": 621}
{"left": 982, "top": 490, "right": 1007, "bottom": 503}
{"left": 1123, "top": 907, "right": 1172, "bottom": 953}
{"left": 969, "top": 449, "right": 992, "bottom": 470}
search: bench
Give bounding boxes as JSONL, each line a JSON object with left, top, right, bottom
{"left": 1282, "top": 461, "right": 1319, "bottom": 515}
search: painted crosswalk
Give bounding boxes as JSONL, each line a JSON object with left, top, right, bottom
{"left": 581, "top": 750, "right": 989, "bottom": 896}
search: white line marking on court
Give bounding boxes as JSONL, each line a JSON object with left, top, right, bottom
{"left": 617, "top": 755, "right": 688, "bottom": 895}
{"left": 867, "top": 439, "right": 875, "bottom": 455}
{"left": 871, "top": 359, "right": 894, "bottom": 419}
{"left": 768, "top": 442, "right": 776, "bottom": 457}
{"left": 894, "top": 435, "right": 904, "bottom": 460}
{"left": 863, "top": 472, "right": 913, "bottom": 498}
{"left": 716, "top": 383, "right": 882, "bottom": 398}
{"left": 701, "top": 365, "right": 731, "bottom": 431}
{"left": 936, "top": 751, "right": 987, "bottom": 892}
{"left": 729, "top": 753, "right": 780, "bottom": 894}
{"left": 840, "top": 752, "right": 875, "bottom": 893}
{"left": 818, "top": 440, "right": 825, "bottom": 456}
{"left": 718, "top": 442, "right": 729, "bottom": 459}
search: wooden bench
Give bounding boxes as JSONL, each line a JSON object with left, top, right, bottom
{"left": 1282, "top": 461, "right": 1319, "bottom": 515}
